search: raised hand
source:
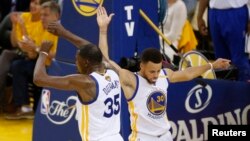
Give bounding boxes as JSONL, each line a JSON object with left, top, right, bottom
{"left": 47, "top": 21, "right": 66, "bottom": 36}
{"left": 18, "top": 37, "right": 36, "bottom": 52}
{"left": 97, "top": 6, "right": 114, "bottom": 32}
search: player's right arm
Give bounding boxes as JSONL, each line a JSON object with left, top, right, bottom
{"left": 33, "top": 41, "right": 90, "bottom": 90}
{"left": 33, "top": 41, "right": 97, "bottom": 102}
{"left": 47, "top": 21, "right": 91, "bottom": 48}
{"left": 97, "top": 6, "right": 136, "bottom": 100}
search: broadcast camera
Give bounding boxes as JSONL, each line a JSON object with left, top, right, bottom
{"left": 119, "top": 53, "right": 179, "bottom": 72}
{"left": 119, "top": 56, "right": 140, "bottom": 72}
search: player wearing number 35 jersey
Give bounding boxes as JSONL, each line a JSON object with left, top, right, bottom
{"left": 76, "top": 69, "right": 123, "bottom": 141}
{"left": 34, "top": 6, "right": 124, "bottom": 141}
{"left": 34, "top": 42, "right": 124, "bottom": 141}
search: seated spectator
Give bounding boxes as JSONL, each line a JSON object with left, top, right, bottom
{"left": 0, "top": 0, "right": 47, "bottom": 110}
{"left": 4, "top": 0, "right": 60, "bottom": 119}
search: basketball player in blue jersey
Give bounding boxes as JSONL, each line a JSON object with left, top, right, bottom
{"left": 97, "top": 6, "right": 231, "bottom": 141}
{"left": 33, "top": 18, "right": 124, "bottom": 141}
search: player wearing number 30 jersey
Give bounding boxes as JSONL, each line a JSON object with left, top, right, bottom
{"left": 128, "top": 70, "right": 172, "bottom": 141}
{"left": 76, "top": 69, "right": 123, "bottom": 141}
{"left": 97, "top": 5, "right": 230, "bottom": 141}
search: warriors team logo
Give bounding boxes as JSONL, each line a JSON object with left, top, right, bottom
{"left": 146, "top": 91, "right": 166, "bottom": 115}
{"left": 72, "top": 0, "right": 104, "bottom": 16}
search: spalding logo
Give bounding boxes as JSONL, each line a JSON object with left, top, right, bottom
{"left": 72, "top": 0, "right": 104, "bottom": 16}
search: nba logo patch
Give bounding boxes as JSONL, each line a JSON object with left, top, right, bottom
{"left": 41, "top": 89, "right": 51, "bottom": 114}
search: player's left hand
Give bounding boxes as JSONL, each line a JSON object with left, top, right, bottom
{"left": 47, "top": 21, "right": 65, "bottom": 36}
{"left": 97, "top": 6, "right": 114, "bottom": 32}
{"left": 212, "top": 58, "right": 231, "bottom": 69}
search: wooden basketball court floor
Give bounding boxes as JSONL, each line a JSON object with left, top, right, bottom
{"left": 0, "top": 113, "right": 33, "bottom": 141}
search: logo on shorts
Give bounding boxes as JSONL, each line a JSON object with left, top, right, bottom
{"left": 72, "top": 0, "right": 104, "bottom": 16}
{"left": 146, "top": 91, "right": 166, "bottom": 115}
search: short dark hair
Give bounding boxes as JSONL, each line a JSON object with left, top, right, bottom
{"left": 79, "top": 44, "right": 103, "bottom": 65}
{"left": 41, "top": 1, "right": 61, "bottom": 15}
{"left": 141, "top": 48, "right": 162, "bottom": 64}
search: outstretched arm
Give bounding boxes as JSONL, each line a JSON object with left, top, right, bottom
{"left": 97, "top": 6, "right": 120, "bottom": 71}
{"left": 97, "top": 6, "right": 136, "bottom": 100}
{"left": 47, "top": 22, "right": 90, "bottom": 48}
{"left": 166, "top": 58, "right": 231, "bottom": 82}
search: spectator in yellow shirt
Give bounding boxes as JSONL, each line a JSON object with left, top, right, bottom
{"left": 0, "top": 0, "right": 49, "bottom": 110}
{"left": 4, "top": 1, "right": 61, "bottom": 119}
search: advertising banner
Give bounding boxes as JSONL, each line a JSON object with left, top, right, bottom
{"left": 167, "top": 79, "right": 250, "bottom": 141}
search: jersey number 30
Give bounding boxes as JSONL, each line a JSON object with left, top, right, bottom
{"left": 103, "top": 94, "right": 120, "bottom": 118}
